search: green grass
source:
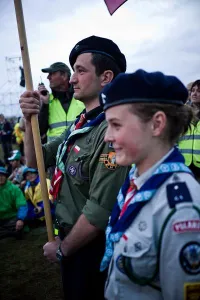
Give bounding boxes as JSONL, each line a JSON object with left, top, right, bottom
{"left": 0, "top": 228, "right": 63, "bottom": 300}
{"left": 0, "top": 144, "right": 63, "bottom": 299}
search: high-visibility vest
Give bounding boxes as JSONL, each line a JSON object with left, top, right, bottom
{"left": 13, "top": 123, "right": 24, "bottom": 144}
{"left": 178, "top": 121, "right": 200, "bottom": 167}
{"left": 47, "top": 95, "right": 84, "bottom": 139}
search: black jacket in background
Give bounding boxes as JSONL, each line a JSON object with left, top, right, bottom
{"left": 0, "top": 121, "right": 13, "bottom": 143}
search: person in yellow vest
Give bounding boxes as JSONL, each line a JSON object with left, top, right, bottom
{"left": 178, "top": 79, "right": 200, "bottom": 180}
{"left": 23, "top": 167, "right": 55, "bottom": 223}
{"left": 38, "top": 62, "right": 84, "bottom": 142}
{"left": 13, "top": 117, "right": 24, "bottom": 155}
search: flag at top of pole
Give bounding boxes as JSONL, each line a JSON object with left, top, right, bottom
{"left": 104, "top": 0, "right": 128, "bottom": 15}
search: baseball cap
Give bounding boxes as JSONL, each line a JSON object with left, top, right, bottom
{"left": 41, "top": 62, "right": 71, "bottom": 77}
{"left": 8, "top": 150, "right": 21, "bottom": 161}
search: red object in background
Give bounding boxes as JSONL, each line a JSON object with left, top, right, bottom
{"left": 104, "top": 0, "right": 128, "bottom": 15}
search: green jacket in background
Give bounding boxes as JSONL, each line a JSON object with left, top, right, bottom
{"left": 43, "top": 118, "right": 130, "bottom": 230}
{"left": 0, "top": 180, "right": 27, "bottom": 220}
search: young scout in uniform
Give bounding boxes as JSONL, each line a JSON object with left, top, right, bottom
{"left": 99, "top": 69, "right": 200, "bottom": 300}
{"left": 19, "top": 36, "right": 129, "bottom": 300}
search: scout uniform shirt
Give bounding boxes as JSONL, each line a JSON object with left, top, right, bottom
{"left": 105, "top": 150, "right": 200, "bottom": 300}
{"left": 43, "top": 107, "right": 130, "bottom": 230}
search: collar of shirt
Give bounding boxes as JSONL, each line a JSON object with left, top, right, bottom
{"left": 84, "top": 106, "right": 103, "bottom": 121}
{"left": 133, "top": 148, "right": 174, "bottom": 190}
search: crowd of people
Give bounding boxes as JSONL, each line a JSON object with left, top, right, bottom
{"left": 0, "top": 35, "right": 200, "bottom": 300}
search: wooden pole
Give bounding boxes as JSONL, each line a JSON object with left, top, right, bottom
{"left": 14, "top": 0, "right": 54, "bottom": 242}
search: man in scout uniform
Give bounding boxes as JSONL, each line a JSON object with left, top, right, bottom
{"left": 38, "top": 62, "right": 84, "bottom": 142}
{"left": 19, "top": 35, "right": 129, "bottom": 300}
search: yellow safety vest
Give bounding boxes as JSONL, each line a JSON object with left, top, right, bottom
{"left": 178, "top": 121, "right": 200, "bottom": 167}
{"left": 47, "top": 94, "right": 84, "bottom": 139}
{"left": 13, "top": 123, "right": 24, "bottom": 144}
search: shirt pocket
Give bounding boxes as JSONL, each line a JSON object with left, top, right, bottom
{"left": 121, "top": 233, "right": 157, "bottom": 280}
{"left": 65, "top": 153, "right": 90, "bottom": 185}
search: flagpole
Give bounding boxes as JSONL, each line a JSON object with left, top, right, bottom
{"left": 14, "top": 0, "right": 54, "bottom": 242}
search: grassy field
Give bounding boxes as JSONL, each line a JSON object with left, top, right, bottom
{"left": 0, "top": 145, "right": 63, "bottom": 300}
{"left": 0, "top": 227, "right": 63, "bottom": 300}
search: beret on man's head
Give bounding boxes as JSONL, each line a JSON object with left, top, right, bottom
{"left": 69, "top": 35, "right": 126, "bottom": 72}
{"left": 99, "top": 69, "right": 188, "bottom": 110}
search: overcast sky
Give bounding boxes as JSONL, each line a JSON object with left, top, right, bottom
{"left": 0, "top": 0, "right": 199, "bottom": 116}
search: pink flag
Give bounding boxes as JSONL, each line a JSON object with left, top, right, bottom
{"left": 104, "top": 0, "right": 128, "bottom": 15}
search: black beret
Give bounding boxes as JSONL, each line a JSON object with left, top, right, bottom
{"left": 69, "top": 35, "right": 126, "bottom": 72}
{"left": 99, "top": 69, "right": 188, "bottom": 110}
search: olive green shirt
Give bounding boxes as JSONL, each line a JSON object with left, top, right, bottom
{"left": 43, "top": 118, "right": 129, "bottom": 230}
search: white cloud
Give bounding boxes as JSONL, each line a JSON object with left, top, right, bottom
{"left": 0, "top": 0, "right": 199, "bottom": 116}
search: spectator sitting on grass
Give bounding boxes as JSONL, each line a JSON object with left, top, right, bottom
{"left": 23, "top": 168, "right": 55, "bottom": 226}
{"left": 8, "top": 150, "right": 26, "bottom": 189}
{"left": 0, "top": 167, "right": 27, "bottom": 239}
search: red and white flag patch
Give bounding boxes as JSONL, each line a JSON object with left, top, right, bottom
{"left": 73, "top": 145, "right": 80, "bottom": 153}
{"left": 173, "top": 220, "right": 200, "bottom": 233}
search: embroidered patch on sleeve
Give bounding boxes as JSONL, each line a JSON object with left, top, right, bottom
{"left": 179, "top": 242, "right": 200, "bottom": 275}
{"left": 184, "top": 282, "right": 200, "bottom": 300}
{"left": 99, "top": 152, "right": 118, "bottom": 170}
{"left": 173, "top": 220, "right": 200, "bottom": 233}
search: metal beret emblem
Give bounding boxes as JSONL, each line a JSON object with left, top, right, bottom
{"left": 101, "top": 93, "right": 106, "bottom": 104}
{"left": 75, "top": 44, "right": 79, "bottom": 51}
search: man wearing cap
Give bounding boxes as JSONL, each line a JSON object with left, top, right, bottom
{"left": 0, "top": 166, "right": 27, "bottom": 239}
{"left": 38, "top": 62, "right": 84, "bottom": 142}
{"left": 19, "top": 35, "right": 129, "bottom": 299}
{"left": 8, "top": 150, "right": 26, "bottom": 188}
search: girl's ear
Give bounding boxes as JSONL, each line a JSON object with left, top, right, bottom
{"left": 151, "top": 111, "right": 167, "bottom": 137}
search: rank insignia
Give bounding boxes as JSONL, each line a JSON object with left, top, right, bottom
{"left": 99, "top": 152, "right": 118, "bottom": 170}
